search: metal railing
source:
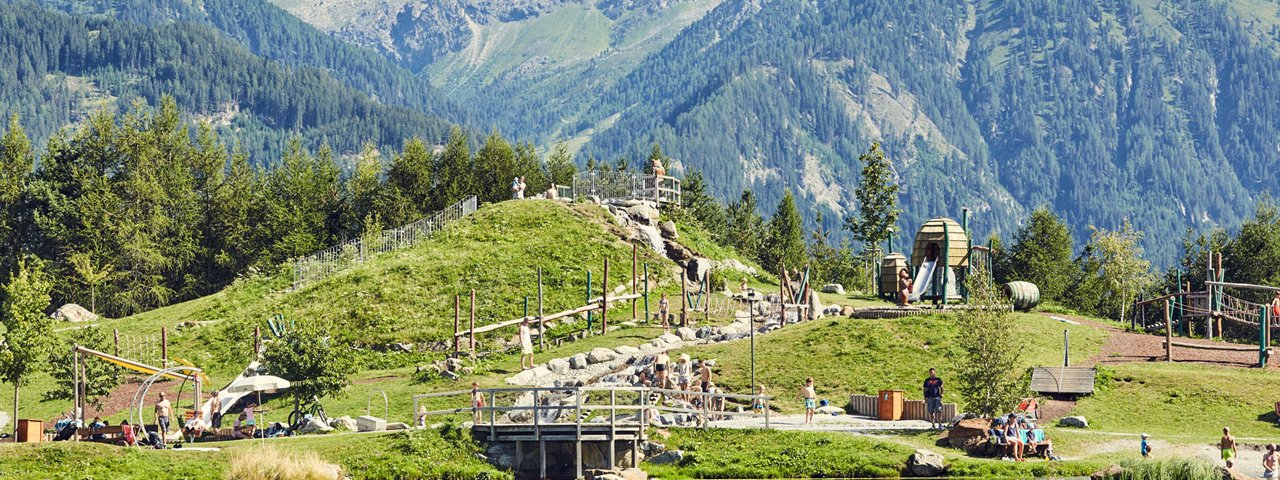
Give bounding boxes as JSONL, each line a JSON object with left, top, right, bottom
{"left": 570, "top": 172, "right": 682, "bottom": 205}
{"left": 291, "top": 196, "right": 478, "bottom": 289}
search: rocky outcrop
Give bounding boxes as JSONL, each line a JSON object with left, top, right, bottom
{"left": 52, "top": 304, "right": 98, "bottom": 323}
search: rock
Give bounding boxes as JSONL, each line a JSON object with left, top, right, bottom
{"left": 584, "top": 195, "right": 601, "bottom": 204}
{"left": 485, "top": 443, "right": 515, "bottom": 469}
{"left": 1059, "top": 416, "right": 1089, "bottom": 428}
{"left": 687, "top": 257, "right": 712, "bottom": 283}
{"left": 445, "top": 357, "right": 465, "bottom": 371}
{"left": 619, "top": 467, "right": 648, "bottom": 480}
{"left": 570, "top": 353, "right": 590, "bottom": 369}
{"left": 664, "top": 241, "right": 692, "bottom": 261}
{"left": 548, "top": 358, "right": 571, "bottom": 374}
{"left": 297, "top": 417, "right": 334, "bottom": 434}
{"left": 907, "top": 449, "right": 946, "bottom": 477}
{"left": 948, "top": 418, "right": 993, "bottom": 454}
{"left": 1090, "top": 464, "right": 1125, "bottom": 480}
{"left": 641, "top": 441, "right": 667, "bottom": 455}
{"left": 676, "top": 327, "right": 697, "bottom": 341}
{"left": 588, "top": 348, "right": 618, "bottom": 364}
{"left": 809, "top": 293, "right": 825, "bottom": 320}
{"left": 821, "top": 284, "right": 846, "bottom": 294}
{"left": 614, "top": 345, "right": 640, "bottom": 356}
{"left": 385, "top": 422, "right": 410, "bottom": 431}
{"left": 328, "top": 416, "right": 357, "bottom": 432}
{"left": 51, "top": 303, "right": 98, "bottom": 323}
{"left": 841, "top": 305, "right": 856, "bottom": 316}
{"left": 659, "top": 221, "right": 678, "bottom": 240}
{"left": 714, "top": 258, "right": 756, "bottom": 276}
{"left": 627, "top": 204, "right": 660, "bottom": 225}
{"left": 1216, "top": 466, "right": 1252, "bottom": 480}
{"left": 659, "top": 333, "right": 682, "bottom": 345}
{"left": 648, "top": 450, "right": 684, "bottom": 465}
{"left": 592, "top": 474, "right": 625, "bottom": 480}
{"left": 696, "top": 326, "right": 713, "bottom": 339}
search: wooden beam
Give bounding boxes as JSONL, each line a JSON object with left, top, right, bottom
{"left": 1164, "top": 340, "right": 1271, "bottom": 353}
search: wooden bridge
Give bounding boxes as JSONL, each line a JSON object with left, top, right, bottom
{"left": 414, "top": 386, "right": 770, "bottom": 479}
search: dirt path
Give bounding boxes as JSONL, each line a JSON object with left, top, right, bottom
{"left": 1042, "top": 313, "right": 1278, "bottom": 369}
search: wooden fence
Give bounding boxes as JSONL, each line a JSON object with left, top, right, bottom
{"left": 847, "top": 394, "right": 957, "bottom": 421}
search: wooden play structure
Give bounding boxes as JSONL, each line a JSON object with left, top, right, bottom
{"left": 876, "top": 208, "right": 1010, "bottom": 307}
{"left": 1132, "top": 252, "right": 1279, "bottom": 367}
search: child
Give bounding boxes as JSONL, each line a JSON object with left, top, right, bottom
{"left": 801, "top": 378, "right": 816, "bottom": 425}
{"left": 1141, "top": 433, "right": 1152, "bottom": 458}
{"left": 897, "top": 269, "right": 913, "bottom": 306}
{"left": 1265, "top": 444, "right": 1277, "bottom": 478}
{"left": 519, "top": 318, "right": 535, "bottom": 370}
{"left": 472, "top": 382, "right": 487, "bottom": 424}
{"left": 1222, "top": 427, "right": 1238, "bottom": 468}
{"left": 753, "top": 385, "right": 768, "bottom": 416}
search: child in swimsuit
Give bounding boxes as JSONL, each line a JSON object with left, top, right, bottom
{"left": 801, "top": 378, "right": 816, "bottom": 425}
{"left": 1222, "top": 427, "right": 1238, "bottom": 468}
{"left": 753, "top": 385, "right": 768, "bottom": 415}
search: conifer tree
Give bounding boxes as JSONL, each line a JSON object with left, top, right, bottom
{"left": 762, "top": 189, "right": 806, "bottom": 273}
{"left": 1006, "top": 207, "right": 1074, "bottom": 300}
{"left": 0, "top": 115, "right": 33, "bottom": 282}
{"left": 726, "top": 189, "right": 765, "bottom": 261}
{"left": 545, "top": 142, "right": 577, "bottom": 187}
{"left": 433, "top": 127, "right": 472, "bottom": 209}
{"left": 472, "top": 132, "right": 517, "bottom": 203}
{"left": 383, "top": 138, "right": 432, "bottom": 225}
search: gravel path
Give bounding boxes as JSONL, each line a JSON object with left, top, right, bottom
{"left": 1041, "top": 313, "right": 1280, "bottom": 368}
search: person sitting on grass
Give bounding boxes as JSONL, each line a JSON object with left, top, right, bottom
{"left": 120, "top": 420, "right": 137, "bottom": 447}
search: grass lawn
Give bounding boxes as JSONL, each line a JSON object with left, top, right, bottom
{"left": 643, "top": 428, "right": 911, "bottom": 478}
{"left": 671, "top": 312, "right": 1109, "bottom": 412}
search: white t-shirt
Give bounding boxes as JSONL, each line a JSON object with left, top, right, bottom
{"left": 519, "top": 324, "right": 532, "bottom": 348}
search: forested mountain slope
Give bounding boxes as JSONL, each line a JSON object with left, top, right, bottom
{"left": 267, "top": 0, "right": 1280, "bottom": 264}
{"left": 1, "top": 1, "right": 456, "bottom": 161}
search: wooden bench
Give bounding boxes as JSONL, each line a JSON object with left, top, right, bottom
{"left": 1030, "top": 366, "right": 1096, "bottom": 395}
{"left": 75, "top": 425, "right": 127, "bottom": 442}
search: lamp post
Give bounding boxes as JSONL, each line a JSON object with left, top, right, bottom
{"left": 746, "top": 291, "right": 761, "bottom": 394}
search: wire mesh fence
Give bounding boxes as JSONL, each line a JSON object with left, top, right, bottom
{"left": 570, "top": 171, "right": 681, "bottom": 205}
{"left": 291, "top": 196, "right": 478, "bottom": 289}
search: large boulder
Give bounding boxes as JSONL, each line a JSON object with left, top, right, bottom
{"left": 570, "top": 353, "right": 590, "bottom": 369}
{"left": 664, "top": 241, "right": 692, "bottom": 262}
{"left": 907, "top": 449, "right": 946, "bottom": 477}
{"left": 659, "top": 221, "right": 678, "bottom": 240}
{"left": 548, "top": 358, "right": 571, "bottom": 374}
{"left": 297, "top": 417, "right": 334, "bottom": 435}
{"left": 52, "top": 304, "right": 98, "bottom": 323}
{"left": 648, "top": 450, "right": 684, "bottom": 465}
{"left": 614, "top": 345, "right": 640, "bottom": 356}
{"left": 821, "top": 284, "right": 846, "bottom": 295}
{"left": 948, "top": 418, "right": 993, "bottom": 454}
{"left": 619, "top": 468, "right": 648, "bottom": 480}
{"left": 1090, "top": 465, "right": 1124, "bottom": 480}
{"left": 626, "top": 204, "right": 660, "bottom": 225}
{"left": 840, "top": 305, "right": 856, "bottom": 316}
{"left": 687, "top": 257, "right": 712, "bottom": 283}
{"left": 714, "top": 258, "right": 756, "bottom": 276}
{"left": 588, "top": 348, "right": 618, "bottom": 364}
{"left": 328, "top": 416, "right": 357, "bottom": 432}
{"left": 676, "top": 327, "right": 698, "bottom": 341}
{"left": 1059, "top": 416, "right": 1089, "bottom": 428}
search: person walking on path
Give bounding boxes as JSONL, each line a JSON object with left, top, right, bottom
{"left": 1264, "top": 444, "right": 1276, "bottom": 478}
{"left": 658, "top": 293, "right": 671, "bottom": 332}
{"left": 698, "top": 359, "right": 713, "bottom": 392}
{"left": 1222, "top": 427, "right": 1238, "bottom": 469}
{"left": 471, "top": 382, "right": 487, "bottom": 424}
{"left": 154, "top": 392, "right": 172, "bottom": 440}
{"left": 1141, "top": 433, "right": 1152, "bottom": 458}
{"left": 801, "top": 377, "right": 817, "bottom": 425}
{"left": 923, "top": 368, "right": 945, "bottom": 430}
{"left": 897, "top": 269, "right": 913, "bottom": 307}
{"left": 519, "top": 317, "right": 536, "bottom": 370}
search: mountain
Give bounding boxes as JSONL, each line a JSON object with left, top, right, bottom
{"left": 2, "top": 0, "right": 457, "bottom": 162}
{"left": 271, "top": 0, "right": 1280, "bottom": 265}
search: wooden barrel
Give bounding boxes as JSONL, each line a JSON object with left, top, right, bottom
{"left": 880, "top": 253, "right": 907, "bottom": 299}
{"left": 1003, "top": 281, "right": 1040, "bottom": 311}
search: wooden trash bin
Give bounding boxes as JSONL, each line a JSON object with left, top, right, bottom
{"left": 878, "top": 390, "right": 904, "bottom": 421}
{"left": 16, "top": 419, "right": 43, "bottom": 443}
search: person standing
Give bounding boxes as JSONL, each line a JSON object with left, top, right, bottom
{"left": 658, "top": 293, "right": 671, "bottom": 332}
{"left": 897, "top": 269, "right": 913, "bottom": 307}
{"left": 674, "top": 354, "right": 693, "bottom": 400}
{"left": 511, "top": 176, "right": 522, "bottom": 200}
{"left": 1141, "top": 433, "right": 1152, "bottom": 458}
{"left": 154, "top": 392, "right": 172, "bottom": 440}
{"left": 209, "top": 391, "right": 223, "bottom": 429}
{"left": 698, "top": 360, "right": 713, "bottom": 392}
{"left": 923, "top": 368, "right": 945, "bottom": 430}
{"left": 471, "top": 382, "right": 487, "bottom": 424}
{"left": 654, "top": 351, "right": 670, "bottom": 390}
{"left": 801, "top": 377, "right": 817, "bottom": 425}
{"left": 1222, "top": 427, "right": 1238, "bottom": 469}
{"left": 1264, "top": 444, "right": 1277, "bottom": 478}
{"left": 519, "top": 317, "right": 536, "bottom": 370}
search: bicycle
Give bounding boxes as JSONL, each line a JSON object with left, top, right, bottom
{"left": 288, "top": 401, "right": 328, "bottom": 427}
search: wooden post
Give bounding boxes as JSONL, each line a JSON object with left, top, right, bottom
{"left": 253, "top": 326, "right": 261, "bottom": 358}
{"left": 681, "top": 273, "right": 688, "bottom": 328}
{"left": 602, "top": 257, "right": 610, "bottom": 335}
{"left": 454, "top": 295, "right": 461, "bottom": 354}
{"left": 632, "top": 243, "right": 638, "bottom": 321}
{"left": 586, "top": 270, "right": 593, "bottom": 333}
{"left": 643, "top": 263, "right": 650, "bottom": 323}
{"left": 538, "top": 267, "right": 545, "bottom": 352}
{"left": 113, "top": 328, "right": 119, "bottom": 357}
{"left": 1165, "top": 299, "right": 1173, "bottom": 362}
{"left": 72, "top": 346, "right": 79, "bottom": 425}
{"left": 161, "top": 327, "right": 168, "bottom": 367}
{"left": 704, "top": 277, "right": 710, "bottom": 323}
{"left": 470, "top": 289, "right": 477, "bottom": 361}
{"left": 1263, "top": 306, "right": 1271, "bottom": 368}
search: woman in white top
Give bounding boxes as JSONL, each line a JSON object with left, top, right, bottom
{"left": 674, "top": 354, "right": 693, "bottom": 400}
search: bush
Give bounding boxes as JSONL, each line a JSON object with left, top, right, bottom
{"left": 1116, "top": 458, "right": 1220, "bottom": 480}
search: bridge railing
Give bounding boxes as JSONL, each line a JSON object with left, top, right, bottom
{"left": 570, "top": 172, "right": 681, "bottom": 205}
{"left": 412, "top": 385, "right": 773, "bottom": 431}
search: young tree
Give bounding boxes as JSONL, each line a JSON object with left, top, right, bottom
{"left": 432, "top": 126, "right": 473, "bottom": 210}
{"left": 952, "top": 261, "right": 1026, "bottom": 417}
{"left": 1071, "top": 220, "right": 1155, "bottom": 321}
{"left": 262, "top": 322, "right": 357, "bottom": 414}
{"left": 762, "top": 189, "right": 806, "bottom": 273}
{"left": 726, "top": 189, "right": 766, "bottom": 261}
{"left": 1006, "top": 207, "right": 1075, "bottom": 301}
{"left": 1223, "top": 197, "right": 1280, "bottom": 302}
{"left": 45, "top": 326, "right": 122, "bottom": 408}
{"left": 68, "top": 251, "right": 112, "bottom": 313}
{"left": 344, "top": 143, "right": 386, "bottom": 233}
{"left": 845, "top": 143, "right": 900, "bottom": 252}
{"left": 0, "top": 259, "right": 53, "bottom": 436}
{"left": 545, "top": 141, "right": 577, "bottom": 187}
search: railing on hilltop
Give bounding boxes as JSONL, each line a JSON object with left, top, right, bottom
{"left": 570, "top": 171, "right": 682, "bottom": 205}
{"left": 291, "top": 196, "right": 478, "bottom": 289}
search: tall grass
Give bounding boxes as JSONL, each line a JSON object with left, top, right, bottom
{"left": 1115, "top": 458, "right": 1221, "bottom": 480}
{"left": 226, "top": 447, "right": 341, "bottom": 480}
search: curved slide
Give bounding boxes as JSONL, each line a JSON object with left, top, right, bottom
{"left": 908, "top": 260, "right": 957, "bottom": 302}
